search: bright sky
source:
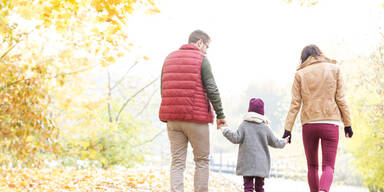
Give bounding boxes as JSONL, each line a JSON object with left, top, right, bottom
{"left": 124, "top": 0, "right": 384, "bottom": 95}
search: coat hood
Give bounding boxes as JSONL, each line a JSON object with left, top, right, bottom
{"left": 243, "top": 112, "right": 270, "bottom": 126}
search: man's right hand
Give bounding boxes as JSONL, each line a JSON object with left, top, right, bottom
{"left": 216, "top": 119, "right": 226, "bottom": 129}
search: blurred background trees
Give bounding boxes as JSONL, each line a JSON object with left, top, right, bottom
{"left": 346, "top": 41, "right": 384, "bottom": 191}
{"left": 0, "top": 0, "right": 159, "bottom": 168}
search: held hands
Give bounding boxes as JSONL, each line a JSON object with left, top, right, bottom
{"left": 344, "top": 126, "right": 353, "bottom": 138}
{"left": 216, "top": 118, "right": 226, "bottom": 129}
{"left": 284, "top": 136, "right": 291, "bottom": 143}
{"left": 282, "top": 130, "right": 292, "bottom": 144}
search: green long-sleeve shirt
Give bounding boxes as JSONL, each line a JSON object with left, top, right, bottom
{"left": 161, "top": 56, "right": 225, "bottom": 119}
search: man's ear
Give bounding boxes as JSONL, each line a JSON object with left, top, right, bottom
{"left": 196, "top": 39, "right": 203, "bottom": 47}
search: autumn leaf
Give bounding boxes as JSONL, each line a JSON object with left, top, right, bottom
{"left": 105, "top": 56, "right": 116, "bottom": 63}
{"left": 0, "top": 168, "right": 242, "bottom": 191}
{"left": 146, "top": 8, "right": 161, "bottom": 15}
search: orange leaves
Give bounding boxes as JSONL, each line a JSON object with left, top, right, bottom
{"left": 0, "top": 59, "right": 59, "bottom": 166}
{"left": 0, "top": 168, "right": 241, "bottom": 191}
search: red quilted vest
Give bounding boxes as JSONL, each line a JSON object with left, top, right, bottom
{"left": 159, "top": 44, "right": 214, "bottom": 123}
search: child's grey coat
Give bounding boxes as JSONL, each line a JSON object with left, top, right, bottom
{"left": 221, "top": 112, "right": 286, "bottom": 177}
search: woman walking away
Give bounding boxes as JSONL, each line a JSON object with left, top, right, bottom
{"left": 282, "top": 45, "right": 354, "bottom": 192}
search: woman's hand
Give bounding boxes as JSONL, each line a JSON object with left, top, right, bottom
{"left": 344, "top": 126, "right": 353, "bottom": 138}
{"left": 282, "top": 130, "right": 292, "bottom": 143}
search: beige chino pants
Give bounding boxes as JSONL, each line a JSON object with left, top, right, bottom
{"left": 167, "top": 121, "right": 210, "bottom": 192}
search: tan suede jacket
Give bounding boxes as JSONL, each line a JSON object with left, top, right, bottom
{"left": 284, "top": 56, "right": 352, "bottom": 131}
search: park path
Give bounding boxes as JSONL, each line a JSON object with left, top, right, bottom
{"left": 220, "top": 173, "right": 369, "bottom": 192}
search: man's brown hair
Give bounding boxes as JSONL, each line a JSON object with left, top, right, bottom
{"left": 188, "top": 30, "right": 210, "bottom": 44}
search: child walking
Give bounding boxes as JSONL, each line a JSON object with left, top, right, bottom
{"left": 220, "top": 98, "right": 289, "bottom": 192}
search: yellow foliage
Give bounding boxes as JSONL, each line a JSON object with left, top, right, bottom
{"left": 346, "top": 50, "right": 384, "bottom": 190}
{"left": 117, "top": 52, "right": 124, "bottom": 57}
{"left": 146, "top": 7, "right": 161, "bottom": 15}
{"left": 101, "top": 60, "right": 109, "bottom": 67}
{"left": 105, "top": 56, "right": 116, "bottom": 63}
{"left": 0, "top": 0, "right": 159, "bottom": 168}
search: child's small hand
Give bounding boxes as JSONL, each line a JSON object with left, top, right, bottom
{"left": 218, "top": 123, "right": 228, "bottom": 130}
{"left": 285, "top": 136, "right": 291, "bottom": 143}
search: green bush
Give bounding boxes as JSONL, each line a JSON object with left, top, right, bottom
{"left": 60, "top": 111, "right": 153, "bottom": 169}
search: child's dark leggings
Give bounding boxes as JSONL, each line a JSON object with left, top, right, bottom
{"left": 243, "top": 176, "right": 264, "bottom": 192}
{"left": 303, "top": 123, "right": 339, "bottom": 192}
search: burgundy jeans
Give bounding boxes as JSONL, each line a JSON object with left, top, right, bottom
{"left": 302, "top": 123, "right": 339, "bottom": 192}
{"left": 243, "top": 176, "right": 264, "bottom": 192}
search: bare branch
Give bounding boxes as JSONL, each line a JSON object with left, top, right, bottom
{"left": 132, "top": 129, "right": 165, "bottom": 148}
{"left": 1, "top": 64, "right": 98, "bottom": 90}
{"left": 379, "top": 31, "right": 384, "bottom": 39}
{"left": 0, "top": 30, "right": 33, "bottom": 61}
{"left": 115, "top": 77, "right": 159, "bottom": 123}
{"left": 0, "top": 43, "right": 18, "bottom": 61}
{"left": 117, "top": 86, "right": 128, "bottom": 99}
{"left": 111, "top": 61, "right": 138, "bottom": 90}
{"left": 107, "top": 68, "right": 113, "bottom": 123}
{"left": 53, "top": 64, "right": 97, "bottom": 78}
{"left": 135, "top": 87, "right": 159, "bottom": 117}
